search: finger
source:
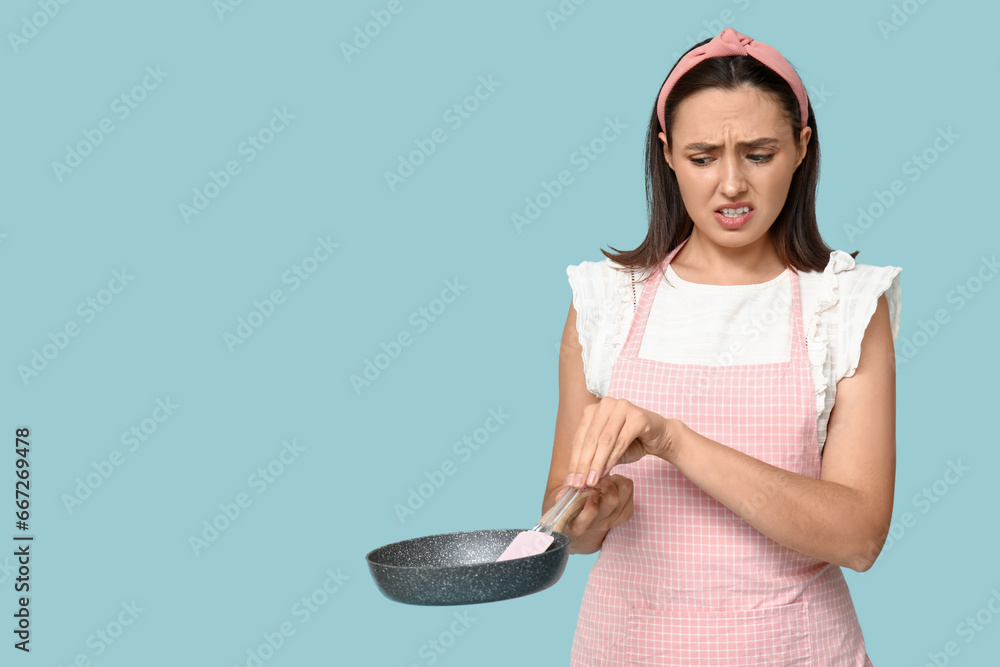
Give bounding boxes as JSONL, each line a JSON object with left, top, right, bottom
{"left": 592, "top": 473, "right": 621, "bottom": 499}
{"left": 610, "top": 475, "right": 634, "bottom": 502}
{"left": 565, "top": 492, "right": 601, "bottom": 534}
{"left": 588, "top": 476, "right": 630, "bottom": 527}
{"left": 572, "top": 400, "right": 615, "bottom": 487}
{"left": 608, "top": 487, "right": 635, "bottom": 528}
{"left": 591, "top": 479, "right": 620, "bottom": 523}
{"left": 600, "top": 411, "right": 646, "bottom": 477}
{"left": 602, "top": 475, "right": 632, "bottom": 514}
{"left": 554, "top": 487, "right": 597, "bottom": 532}
{"left": 574, "top": 479, "right": 612, "bottom": 530}
{"left": 575, "top": 400, "right": 615, "bottom": 485}
{"left": 566, "top": 404, "right": 598, "bottom": 487}
{"left": 579, "top": 400, "right": 629, "bottom": 487}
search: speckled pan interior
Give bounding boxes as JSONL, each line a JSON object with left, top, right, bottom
{"left": 366, "top": 529, "right": 571, "bottom": 606}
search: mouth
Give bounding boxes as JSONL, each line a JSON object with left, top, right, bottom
{"left": 714, "top": 203, "right": 754, "bottom": 229}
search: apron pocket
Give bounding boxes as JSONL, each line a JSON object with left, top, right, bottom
{"left": 623, "top": 600, "right": 812, "bottom": 666}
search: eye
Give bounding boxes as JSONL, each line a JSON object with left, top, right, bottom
{"left": 748, "top": 153, "right": 774, "bottom": 163}
{"left": 689, "top": 157, "right": 711, "bottom": 166}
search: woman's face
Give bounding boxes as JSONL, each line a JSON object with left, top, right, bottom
{"left": 658, "top": 86, "right": 811, "bottom": 252}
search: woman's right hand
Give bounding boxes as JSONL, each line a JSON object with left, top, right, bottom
{"left": 551, "top": 474, "right": 634, "bottom": 554}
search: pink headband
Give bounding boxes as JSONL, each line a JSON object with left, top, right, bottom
{"left": 656, "top": 28, "right": 809, "bottom": 133}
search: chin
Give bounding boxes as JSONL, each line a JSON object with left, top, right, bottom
{"left": 700, "top": 227, "right": 763, "bottom": 247}
{"left": 695, "top": 219, "right": 773, "bottom": 248}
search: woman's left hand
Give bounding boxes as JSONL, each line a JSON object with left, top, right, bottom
{"left": 565, "top": 397, "right": 679, "bottom": 488}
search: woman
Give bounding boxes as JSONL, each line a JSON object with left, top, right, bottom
{"left": 544, "top": 29, "right": 900, "bottom": 665}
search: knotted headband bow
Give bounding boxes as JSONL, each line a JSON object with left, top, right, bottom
{"left": 656, "top": 28, "right": 809, "bottom": 133}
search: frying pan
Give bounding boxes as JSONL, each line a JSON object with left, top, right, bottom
{"left": 365, "top": 528, "right": 571, "bottom": 605}
{"left": 365, "top": 486, "right": 591, "bottom": 606}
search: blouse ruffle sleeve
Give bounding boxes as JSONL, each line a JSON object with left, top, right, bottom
{"left": 840, "top": 263, "right": 903, "bottom": 379}
{"left": 806, "top": 250, "right": 855, "bottom": 436}
{"left": 809, "top": 250, "right": 902, "bottom": 449}
{"left": 566, "top": 260, "right": 634, "bottom": 397}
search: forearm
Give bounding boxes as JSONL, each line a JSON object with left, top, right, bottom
{"left": 666, "top": 421, "right": 887, "bottom": 571}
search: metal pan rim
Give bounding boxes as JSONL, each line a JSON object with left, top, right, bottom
{"left": 365, "top": 528, "right": 570, "bottom": 570}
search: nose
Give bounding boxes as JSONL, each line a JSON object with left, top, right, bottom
{"left": 719, "top": 154, "right": 748, "bottom": 198}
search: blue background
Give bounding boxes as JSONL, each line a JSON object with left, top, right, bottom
{"left": 3, "top": 0, "right": 998, "bottom": 665}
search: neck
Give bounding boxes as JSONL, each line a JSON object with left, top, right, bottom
{"left": 672, "top": 228, "right": 786, "bottom": 285}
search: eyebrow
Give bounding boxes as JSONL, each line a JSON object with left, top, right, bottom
{"left": 683, "top": 138, "right": 780, "bottom": 151}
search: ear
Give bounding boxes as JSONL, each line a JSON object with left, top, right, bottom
{"left": 658, "top": 131, "right": 674, "bottom": 170}
{"left": 794, "top": 126, "right": 812, "bottom": 168}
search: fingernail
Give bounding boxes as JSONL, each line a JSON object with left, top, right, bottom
{"left": 572, "top": 473, "right": 584, "bottom": 487}
{"left": 586, "top": 471, "right": 598, "bottom": 486}
{"left": 564, "top": 473, "right": 574, "bottom": 486}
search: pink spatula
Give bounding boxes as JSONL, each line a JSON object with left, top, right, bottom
{"left": 496, "top": 486, "right": 592, "bottom": 561}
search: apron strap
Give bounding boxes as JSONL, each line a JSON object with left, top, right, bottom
{"left": 786, "top": 266, "right": 807, "bottom": 364}
{"left": 618, "top": 238, "right": 688, "bottom": 360}
{"left": 618, "top": 237, "right": 808, "bottom": 364}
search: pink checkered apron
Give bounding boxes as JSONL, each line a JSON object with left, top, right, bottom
{"left": 570, "top": 240, "right": 872, "bottom": 666}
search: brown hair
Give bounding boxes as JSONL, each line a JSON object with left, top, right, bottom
{"left": 604, "top": 40, "right": 855, "bottom": 276}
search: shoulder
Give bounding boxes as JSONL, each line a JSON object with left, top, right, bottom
{"left": 565, "top": 258, "right": 637, "bottom": 397}
{"left": 566, "top": 258, "right": 637, "bottom": 313}
{"left": 567, "top": 257, "right": 632, "bottom": 288}
{"left": 799, "top": 250, "right": 902, "bottom": 383}
{"left": 798, "top": 250, "right": 902, "bottom": 335}
{"left": 829, "top": 251, "right": 902, "bottom": 341}
{"left": 796, "top": 251, "right": 903, "bottom": 445}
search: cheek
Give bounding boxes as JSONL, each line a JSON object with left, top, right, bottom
{"left": 675, "top": 170, "right": 711, "bottom": 198}
{"left": 777, "top": 172, "right": 798, "bottom": 201}
{"left": 757, "top": 168, "right": 795, "bottom": 205}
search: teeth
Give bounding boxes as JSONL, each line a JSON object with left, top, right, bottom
{"left": 720, "top": 206, "right": 750, "bottom": 217}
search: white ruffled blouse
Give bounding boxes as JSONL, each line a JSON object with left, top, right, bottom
{"left": 567, "top": 250, "right": 902, "bottom": 454}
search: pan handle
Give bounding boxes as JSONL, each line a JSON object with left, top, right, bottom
{"left": 533, "top": 485, "right": 596, "bottom": 536}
